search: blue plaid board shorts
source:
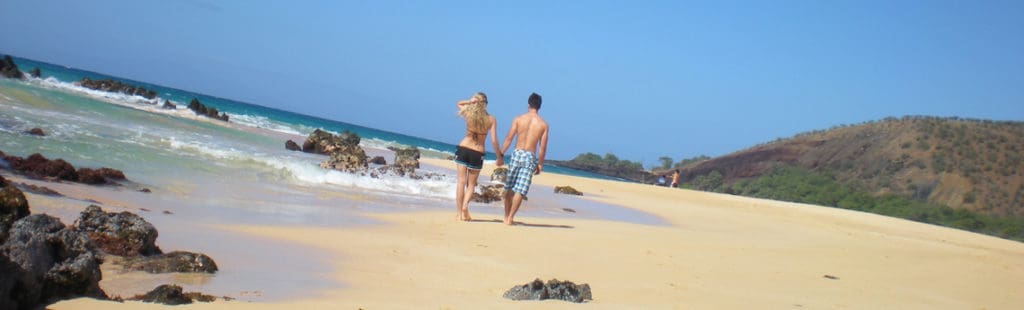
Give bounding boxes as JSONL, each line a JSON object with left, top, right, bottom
{"left": 505, "top": 149, "right": 538, "bottom": 196}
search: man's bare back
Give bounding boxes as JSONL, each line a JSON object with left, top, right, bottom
{"left": 502, "top": 111, "right": 548, "bottom": 173}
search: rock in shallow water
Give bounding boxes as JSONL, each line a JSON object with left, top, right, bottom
{"left": 129, "top": 284, "right": 216, "bottom": 305}
{"left": 120, "top": 251, "right": 218, "bottom": 274}
{"left": 503, "top": 278, "right": 592, "bottom": 303}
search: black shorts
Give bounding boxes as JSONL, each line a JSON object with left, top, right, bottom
{"left": 454, "top": 146, "right": 484, "bottom": 170}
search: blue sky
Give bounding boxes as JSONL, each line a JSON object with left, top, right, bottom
{"left": 2, "top": 0, "right": 1022, "bottom": 164}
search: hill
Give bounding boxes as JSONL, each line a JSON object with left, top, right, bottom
{"left": 676, "top": 116, "right": 1024, "bottom": 218}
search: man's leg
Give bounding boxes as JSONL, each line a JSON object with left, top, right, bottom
{"left": 506, "top": 192, "right": 524, "bottom": 225}
{"left": 503, "top": 190, "right": 514, "bottom": 223}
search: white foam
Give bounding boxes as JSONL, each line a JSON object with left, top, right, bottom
{"left": 161, "top": 136, "right": 457, "bottom": 200}
{"left": 228, "top": 113, "right": 304, "bottom": 136}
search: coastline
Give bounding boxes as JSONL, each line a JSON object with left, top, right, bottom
{"left": 48, "top": 158, "right": 1024, "bottom": 309}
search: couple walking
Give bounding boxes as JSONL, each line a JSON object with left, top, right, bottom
{"left": 453, "top": 92, "right": 549, "bottom": 225}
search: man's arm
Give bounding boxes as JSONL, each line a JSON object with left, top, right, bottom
{"left": 500, "top": 118, "right": 518, "bottom": 155}
{"left": 536, "top": 125, "right": 549, "bottom": 175}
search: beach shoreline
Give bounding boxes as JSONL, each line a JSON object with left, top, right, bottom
{"left": 44, "top": 160, "right": 1024, "bottom": 309}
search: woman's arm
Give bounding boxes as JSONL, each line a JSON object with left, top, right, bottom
{"left": 489, "top": 116, "right": 503, "bottom": 166}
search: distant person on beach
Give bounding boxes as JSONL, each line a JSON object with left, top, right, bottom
{"left": 658, "top": 175, "right": 666, "bottom": 186}
{"left": 500, "top": 93, "right": 549, "bottom": 225}
{"left": 453, "top": 92, "right": 500, "bottom": 221}
{"left": 671, "top": 169, "right": 680, "bottom": 188}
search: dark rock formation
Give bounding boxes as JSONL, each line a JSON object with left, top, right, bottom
{"left": 554, "top": 186, "right": 583, "bottom": 196}
{"left": 28, "top": 67, "right": 40, "bottom": 78}
{"left": 132, "top": 284, "right": 191, "bottom": 305}
{"left": 369, "top": 156, "right": 387, "bottom": 165}
{"left": 76, "top": 168, "right": 126, "bottom": 185}
{"left": 4, "top": 153, "right": 78, "bottom": 182}
{"left": 312, "top": 130, "right": 368, "bottom": 173}
{"left": 1, "top": 214, "right": 108, "bottom": 308}
{"left": 74, "top": 205, "right": 161, "bottom": 257}
{"left": 491, "top": 167, "right": 508, "bottom": 184}
{"left": 0, "top": 55, "right": 24, "bottom": 79}
{"left": 302, "top": 129, "right": 359, "bottom": 155}
{"left": 120, "top": 251, "right": 218, "bottom": 274}
{"left": 503, "top": 278, "right": 592, "bottom": 303}
{"left": 2, "top": 151, "right": 127, "bottom": 185}
{"left": 186, "top": 98, "right": 229, "bottom": 122}
{"left": 25, "top": 128, "right": 45, "bottom": 136}
{"left": 392, "top": 147, "right": 421, "bottom": 173}
{"left": 14, "top": 183, "right": 62, "bottom": 197}
{"left": 285, "top": 140, "right": 301, "bottom": 151}
{"left": 320, "top": 144, "right": 368, "bottom": 173}
{"left": 77, "top": 77, "right": 157, "bottom": 99}
{"left": 1, "top": 184, "right": 30, "bottom": 244}
{"left": 471, "top": 184, "right": 504, "bottom": 203}
{"left": 161, "top": 100, "right": 176, "bottom": 109}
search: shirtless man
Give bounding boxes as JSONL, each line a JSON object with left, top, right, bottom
{"left": 499, "top": 93, "right": 549, "bottom": 225}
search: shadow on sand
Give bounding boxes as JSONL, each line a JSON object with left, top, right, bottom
{"left": 468, "top": 218, "right": 574, "bottom": 229}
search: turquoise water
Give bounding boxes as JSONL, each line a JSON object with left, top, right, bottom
{"left": 9, "top": 55, "right": 613, "bottom": 179}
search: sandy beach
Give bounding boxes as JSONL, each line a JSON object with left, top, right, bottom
{"left": 43, "top": 158, "right": 1024, "bottom": 309}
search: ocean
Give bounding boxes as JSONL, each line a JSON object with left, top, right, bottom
{"left": 0, "top": 54, "right": 655, "bottom": 300}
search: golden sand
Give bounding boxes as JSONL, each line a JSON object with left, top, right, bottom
{"left": 50, "top": 158, "right": 1024, "bottom": 309}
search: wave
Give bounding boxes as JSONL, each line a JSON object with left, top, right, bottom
{"left": 162, "top": 136, "right": 457, "bottom": 201}
{"left": 227, "top": 113, "right": 305, "bottom": 136}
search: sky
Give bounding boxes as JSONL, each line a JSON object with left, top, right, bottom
{"left": 2, "top": 0, "right": 1022, "bottom": 165}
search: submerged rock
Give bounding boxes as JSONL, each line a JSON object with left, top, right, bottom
{"left": 25, "top": 128, "right": 45, "bottom": 136}
{"left": 369, "top": 156, "right": 387, "bottom": 165}
{"left": 320, "top": 144, "right": 368, "bottom": 173}
{"left": 161, "top": 100, "right": 176, "bottom": 110}
{"left": 285, "top": 140, "right": 301, "bottom": 151}
{"left": 28, "top": 67, "right": 41, "bottom": 78}
{"left": 5, "top": 153, "right": 78, "bottom": 182}
{"left": 120, "top": 251, "right": 218, "bottom": 274}
{"left": 0, "top": 55, "right": 24, "bottom": 79}
{"left": 76, "top": 167, "right": 126, "bottom": 185}
{"left": 186, "top": 98, "right": 229, "bottom": 122}
{"left": 503, "top": 278, "right": 592, "bottom": 303}
{"left": 77, "top": 77, "right": 157, "bottom": 99}
{"left": 130, "top": 284, "right": 200, "bottom": 305}
{"left": 554, "top": 186, "right": 583, "bottom": 196}
{"left": 471, "top": 184, "right": 504, "bottom": 203}
{"left": 74, "top": 205, "right": 162, "bottom": 257}
{"left": 1, "top": 214, "right": 108, "bottom": 307}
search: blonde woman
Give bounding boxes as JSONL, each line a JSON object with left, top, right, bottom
{"left": 454, "top": 92, "right": 501, "bottom": 221}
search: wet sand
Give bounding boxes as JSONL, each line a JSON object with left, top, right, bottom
{"left": 42, "top": 157, "right": 1024, "bottom": 309}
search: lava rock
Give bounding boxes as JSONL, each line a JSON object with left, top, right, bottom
{"left": 503, "top": 278, "right": 592, "bottom": 303}
{"left": 5, "top": 153, "right": 79, "bottom": 182}
{"left": 1, "top": 214, "right": 108, "bottom": 308}
{"left": 120, "top": 251, "right": 218, "bottom": 274}
{"left": 285, "top": 140, "right": 301, "bottom": 151}
{"left": 186, "top": 98, "right": 229, "bottom": 122}
{"left": 554, "top": 186, "right": 583, "bottom": 196}
{"left": 369, "top": 156, "right": 387, "bottom": 165}
{"left": 76, "top": 167, "right": 126, "bottom": 185}
{"left": 491, "top": 167, "right": 508, "bottom": 183}
{"left": 162, "top": 100, "right": 176, "bottom": 109}
{"left": 74, "top": 205, "right": 161, "bottom": 257}
{"left": 392, "top": 147, "right": 420, "bottom": 172}
{"left": 1, "top": 185, "right": 30, "bottom": 244}
{"left": 0, "top": 55, "right": 24, "bottom": 79}
{"left": 77, "top": 77, "right": 157, "bottom": 99}
{"left": 319, "top": 144, "right": 368, "bottom": 173}
{"left": 302, "top": 129, "right": 354, "bottom": 155}
{"left": 471, "top": 184, "right": 504, "bottom": 203}
{"left": 25, "top": 128, "right": 45, "bottom": 136}
{"left": 130, "top": 284, "right": 192, "bottom": 305}
{"left": 28, "top": 67, "right": 41, "bottom": 78}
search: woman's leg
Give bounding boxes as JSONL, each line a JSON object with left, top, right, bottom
{"left": 461, "top": 168, "right": 481, "bottom": 221}
{"left": 455, "top": 165, "right": 468, "bottom": 221}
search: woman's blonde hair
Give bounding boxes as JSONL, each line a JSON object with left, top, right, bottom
{"left": 459, "top": 92, "right": 490, "bottom": 132}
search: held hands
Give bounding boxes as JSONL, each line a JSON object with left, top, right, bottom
{"left": 495, "top": 156, "right": 504, "bottom": 167}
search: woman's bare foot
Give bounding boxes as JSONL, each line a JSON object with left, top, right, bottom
{"left": 461, "top": 209, "right": 472, "bottom": 221}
